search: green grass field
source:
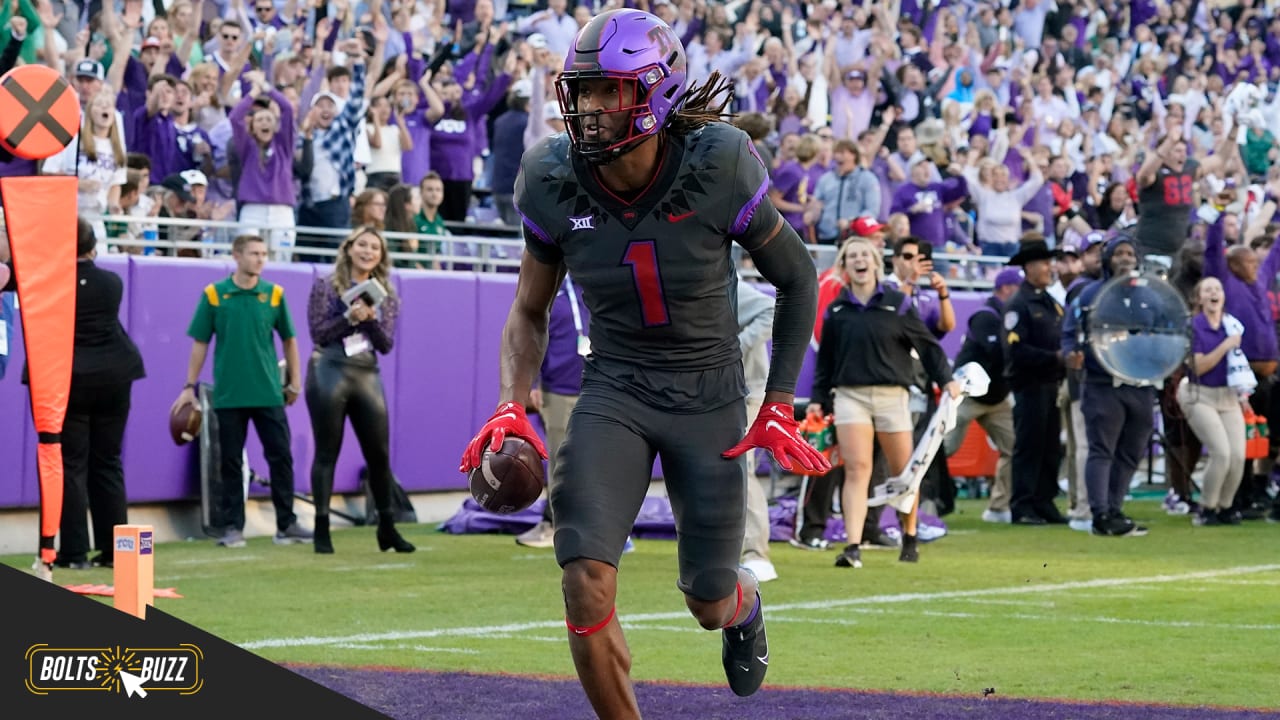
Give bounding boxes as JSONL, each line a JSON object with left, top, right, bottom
{"left": 7, "top": 498, "right": 1280, "bottom": 710}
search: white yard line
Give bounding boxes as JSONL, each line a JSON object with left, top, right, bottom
{"left": 334, "top": 643, "right": 481, "bottom": 654}
{"left": 956, "top": 598, "right": 1057, "bottom": 608}
{"left": 320, "top": 563, "right": 416, "bottom": 572}
{"left": 239, "top": 564, "right": 1280, "bottom": 650}
{"left": 765, "top": 610, "right": 1280, "bottom": 632}
{"left": 168, "top": 555, "right": 265, "bottom": 565}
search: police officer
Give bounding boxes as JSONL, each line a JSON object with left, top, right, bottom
{"left": 1003, "top": 235, "right": 1069, "bottom": 525}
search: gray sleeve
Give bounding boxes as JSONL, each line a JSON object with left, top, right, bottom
{"left": 736, "top": 278, "right": 776, "bottom": 354}
{"left": 741, "top": 200, "right": 819, "bottom": 396}
{"left": 855, "top": 171, "right": 881, "bottom": 220}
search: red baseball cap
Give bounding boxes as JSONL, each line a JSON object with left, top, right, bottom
{"left": 851, "top": 216, "right": 886, "bottom": 237}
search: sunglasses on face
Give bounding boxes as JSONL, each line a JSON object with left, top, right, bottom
{"left": 898, "top": 252, "right": 916, "bottom": 261}
{"left": 256, "top": 5, "right": 273, "bottom": 11}
{"left": 223, "top": 33, "right": 240, "bottom": 41}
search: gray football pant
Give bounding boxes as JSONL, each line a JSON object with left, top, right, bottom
{"left": 540, "top": 391, "right": 579, "bottom": 524}
{"left": 943, "top": 395, "right": 1014, "bottom": 513}
{"left": 741, "top": 395, "right": 771, "bottom": 563}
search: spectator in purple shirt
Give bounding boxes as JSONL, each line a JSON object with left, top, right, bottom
{"left": 1178, "top": 276, "right": 1247, "bottom": 526}
{"left": 128, "top": 75, "right": 183, "bottom": 184}
{"left": 770, "top": 134, "right": 825, "bottom": 240}
{"left": 428, "top": 50, "right": 513, "bottom": 221}
{"left": 394, "top": 76, "right": 445, "bottom": 187}
{"left": 1202, "top": 209, "right": 1280, "bottom": 374}
{"left": 232, "top": 72, "right": 297, "bottom": 261}
{"left": 890, "top": 158, "right": 968, "bottom": 249}
{"left": 172, "top": 80, "right": 215, "bottom": 176}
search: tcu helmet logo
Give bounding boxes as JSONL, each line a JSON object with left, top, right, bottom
{"left": 646, "top": 25, "right": 676, "bottom": 62}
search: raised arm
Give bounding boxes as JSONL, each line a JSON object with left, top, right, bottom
{"left": 1202, "top": 211, "right": 1227, "bottom": 281}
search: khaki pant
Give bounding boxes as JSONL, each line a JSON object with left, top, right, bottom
{"left": 1178, "top": 383, "right": 1246, "bottom": 510}
{"left": 944, "top": 395, "right": 1014, "bottom": 513}
{"left": 741, "top": 395, "right": 771, "bottom": 562}
{"left": 1059, "top": 382, "right": 1090, "bottom": 520}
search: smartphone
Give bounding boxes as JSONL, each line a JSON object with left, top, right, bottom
{"left": 917, "top": 242, "right": 934, "bottom": 261}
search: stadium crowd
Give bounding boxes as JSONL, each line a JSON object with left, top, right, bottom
{"left": 4, "top": 0, "right": 1280, "bottom": 567}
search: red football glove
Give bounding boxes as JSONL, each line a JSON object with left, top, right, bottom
{"left": 723, "top": 402, "right": 832, "bottom": 474}
{"left": 459, "top": 401, "right": 549, "bottom": 473}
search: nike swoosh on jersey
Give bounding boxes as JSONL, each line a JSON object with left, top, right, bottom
{"left": 667, "top": 210, "right": 696, "bottom": 222}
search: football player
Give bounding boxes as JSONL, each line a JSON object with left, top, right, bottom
{"left": 460, "top": 10, "right": 827, "bottom": 718}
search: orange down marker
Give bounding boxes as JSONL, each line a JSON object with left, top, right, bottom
{"left": 113, "top": 525, "right": 155, "bottom": 619}
{"left": 1, "top": 64, "right": 82, "bottom": 573}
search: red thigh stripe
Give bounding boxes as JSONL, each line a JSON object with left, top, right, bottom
{"left": 722, "top": 582, "right": 744, "bottom": 629}
{"left": 566, "top": 606, "right": 617, "bottom": 638}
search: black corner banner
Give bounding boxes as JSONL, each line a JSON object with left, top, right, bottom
{"left": 0, "top": 564, "right": 392, "bottom": 719}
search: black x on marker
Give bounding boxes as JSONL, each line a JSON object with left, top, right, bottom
{"left": 2, "top": 75, "right": 74, "bottom": 149}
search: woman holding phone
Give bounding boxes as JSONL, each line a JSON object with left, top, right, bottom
{"left": 305, "top": 226, "right": 415, "bottom": 554}
{"left": 810, "top": 238, "right": 961, "bottom": 568}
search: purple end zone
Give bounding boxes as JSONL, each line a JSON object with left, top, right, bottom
{"left": 287, "top": 666, "right": 1280, "bottom": 720}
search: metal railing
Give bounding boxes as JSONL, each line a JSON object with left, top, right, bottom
{"left": 87, "top": 213, "right": 1005, "bottom": 289}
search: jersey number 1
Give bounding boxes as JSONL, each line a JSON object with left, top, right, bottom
{"left": 621, "top": 240, "right": 670, "bottom": 327}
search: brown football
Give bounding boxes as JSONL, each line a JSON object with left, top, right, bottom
{"left": 170, "top": 402, "right": 202, "bottom": 446}
{"left": 468, "top": 437, "right": 545, "bottom": 514}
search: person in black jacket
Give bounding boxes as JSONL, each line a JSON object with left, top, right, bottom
{"left": 810, "top": 237, "right": 960, "bottom": 568}
{"left": 943, "top": 267, "right": 1022, "bottom": 524}
{"left": 56, "top": 217, "right": 146, "bottom": 568}
{"left": 1003, "top": 237, "right": 1068, "bottom": 525}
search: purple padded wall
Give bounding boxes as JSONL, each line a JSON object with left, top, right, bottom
{"left": 0, "top": 309, "right": 34, "bottom": 506}
{"left": 122, "top": 257, "right": 234, "bottom": 502}
{"left": 391, "top": 271, "right": 480, "bottom": 491}
{"left": 0, "top": 256, "right": 995, "bottom": 509}
{"left": 472, "top": 274, "right": 519, "bottom": 419}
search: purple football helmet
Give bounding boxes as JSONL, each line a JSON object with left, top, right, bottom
{"left": 556, "top": 9, "right": 687, "bottom": 164}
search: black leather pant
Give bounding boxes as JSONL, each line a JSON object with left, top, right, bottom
{"left": 305, "top": 350, "right": 393, "bottom": 517}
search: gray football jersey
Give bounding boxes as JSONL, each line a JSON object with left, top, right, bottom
{"left": 514, "top": 123, "right": 772, "bottom": 374}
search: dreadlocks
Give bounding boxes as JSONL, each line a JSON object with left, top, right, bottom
{"left": 668, "top": 71, "right": 736, "bottom": 136}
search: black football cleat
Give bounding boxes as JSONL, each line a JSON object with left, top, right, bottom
{"left": 722, "top": 592, "right": 768, "bottom": 697}
{"left": 898, "top": 534, "right": 919, "bottom": 563}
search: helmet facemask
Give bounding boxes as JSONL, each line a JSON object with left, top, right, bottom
{"left": 556, "top": 65, "right": 671, "bottom": 165}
